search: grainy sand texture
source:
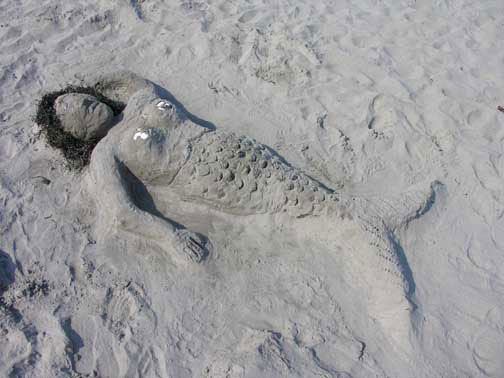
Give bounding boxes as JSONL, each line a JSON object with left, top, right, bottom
{"left": 1, "top": 1, "right": 504, "bottom": 377}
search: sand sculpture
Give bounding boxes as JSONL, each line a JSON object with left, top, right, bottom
{"left": 53, "top": 71, "right": 435, "bottom": 352}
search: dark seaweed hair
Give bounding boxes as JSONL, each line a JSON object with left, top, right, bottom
{"left": 34, "top": 85, "right": 125, "bottom": 170}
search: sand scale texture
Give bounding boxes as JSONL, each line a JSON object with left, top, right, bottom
{"left": 1, "top": 1, "right": 504, "bottom": 377}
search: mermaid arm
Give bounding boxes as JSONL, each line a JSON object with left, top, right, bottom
{"left": 88, "top": 140, "right": 208, "bottom": 263}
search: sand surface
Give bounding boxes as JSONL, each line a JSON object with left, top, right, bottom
{"left": 1, "top": 0, "right": 504, "bottom": 377}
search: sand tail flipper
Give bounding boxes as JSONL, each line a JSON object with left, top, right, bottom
{"left": 350, "top": 181, "right": 437, "bottom": 232}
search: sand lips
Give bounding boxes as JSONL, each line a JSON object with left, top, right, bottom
{"left": 54, "top": 93, "right": 114, "bottom": 140}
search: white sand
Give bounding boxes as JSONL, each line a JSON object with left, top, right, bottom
{"left": 1, "top": 0, "right": 504, "bottom": 377}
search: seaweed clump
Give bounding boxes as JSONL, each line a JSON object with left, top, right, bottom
{"left": 34, "top": 85, "right": 125, "bottom": 170}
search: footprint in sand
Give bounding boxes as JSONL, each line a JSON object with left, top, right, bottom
{"left": 365, "top": 94, "right": 399, "bottom": 151}
{"left": 472, "top": 327, "right": 504, "bottom": 377}
{"left": 238, "top": 9, "right": 258, "bottom": 24}
{"left": 103, "top": 281, "right": 157, "bottom": 343}
{"left": 69, "top": 283, "right": 157, "bottom": 377}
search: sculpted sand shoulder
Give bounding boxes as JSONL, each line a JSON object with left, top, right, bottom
{"left": 57, "top": 71, "right": 435, "bottom": 355}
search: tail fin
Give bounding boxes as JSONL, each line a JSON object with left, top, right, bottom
{"left": 350, "top": 181, "right": 438, "bottom": 231}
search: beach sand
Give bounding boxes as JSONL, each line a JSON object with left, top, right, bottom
{"left": 1, "top": 1, "right": 504, "bottom": 377}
